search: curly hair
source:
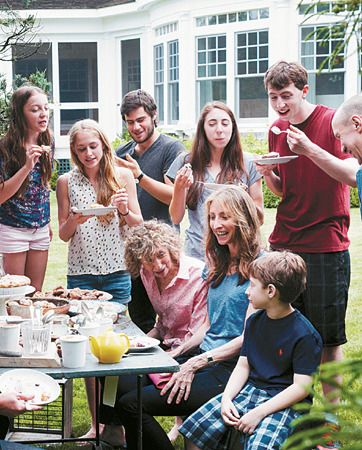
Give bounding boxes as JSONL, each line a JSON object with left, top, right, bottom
{"left": 124, "top": 220, "right": 182, "bottom": 278}
{"left": 0, "top": 83, "right": 52, "bottom": 196}
{"left": 205, "top": 186, "right": 263, "bottom": 288}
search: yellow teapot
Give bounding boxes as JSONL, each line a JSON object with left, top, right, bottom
{"left": 89, "top": 329, "right": 130, "bottom": 363}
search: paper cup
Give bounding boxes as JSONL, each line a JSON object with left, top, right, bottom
{"left": 0, "top": 321, "right": 21, "bottom": 352}
{"left": 60, "top": 335, "right": 88, "bottom": 368}
{"left": 79, "top": 322, "right": 100, "bottom": 353}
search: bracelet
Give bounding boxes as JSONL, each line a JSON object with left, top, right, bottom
{"left": 120, "top": 209, "right": 129, "bottom": 216}
{"left": 205, "top": 351, "right": 213, "bottom": 366}
{"left": 136, "top": 172, "right": 144, "bottom": 182}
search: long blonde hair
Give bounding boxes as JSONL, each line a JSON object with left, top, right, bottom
{"left": 205, "top": 186, "right": 262, "bottom": 288}
{"left": 69, "top": 119, "right": 124, "bottom": 224}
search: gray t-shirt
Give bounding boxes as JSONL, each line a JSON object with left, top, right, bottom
{"left": 166, "top": 151, "right": 262, "bottom": 261}
{"left": 116, "top": 134, "right": 185, "bottom": 224}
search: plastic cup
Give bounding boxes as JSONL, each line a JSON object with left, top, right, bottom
{"left": 79, "top": 322, "right": 100, "bottom": 354}
{"left": 98, "top": 317, "right": 113, "bottom": 334}
{"left": 60, "top": 335, "right": 88, "bottom": 368}
{"left": 21, "top": 321, "right": 51, "bottom": 356}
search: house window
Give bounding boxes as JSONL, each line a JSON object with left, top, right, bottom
{"left": 301, "top": 26, "right": 345, "bottom": 109}
{"left": 59, "top": 43, "right": 98, "bottom": 103}
{"left": 12, "top": 43, "right": 53, "bottom": 92}
{"left": 168, "top": 40, "right": 179, "bottom": 122}
{"left": 58, "top": 43, "right": 98, "bottom": 135}
{"left": 197, "top": 35, "right": 227, "bottom": 112}
{"left": 236, "top": 30, "right": 268, "bottom": 119}
{"left": 154, "top": 44, "right": 164, "bottom": 122}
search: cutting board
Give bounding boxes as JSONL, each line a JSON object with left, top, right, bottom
{"left": 0, "top": 343, "right": 61, "bottom": 368}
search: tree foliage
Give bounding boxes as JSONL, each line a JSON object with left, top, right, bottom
{"left": 298, "top": 0, "right": 362, "bottom": 73}
{"left": 0, "top": 69, "right": 52, "bottom": 137}
{"left": 0, "top": 0, "right": 43, "bottom": 61}
{"left": 283, "top": 359, "right": 362, "bottom": 450}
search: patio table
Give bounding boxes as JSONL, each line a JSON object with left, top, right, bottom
{"left": 0, "top": 320, "right": 179, "bottom": 450}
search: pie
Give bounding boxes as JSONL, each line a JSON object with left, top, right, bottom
{"left": 0, "top": 274, "right": 30, "bottom": 288}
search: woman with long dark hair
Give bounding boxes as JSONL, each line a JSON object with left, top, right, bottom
{"left": 167, "top": 101, "right": 263, "bottom": 261}
{"left": 0, "top": 84, "right": 53, "bottom": 291}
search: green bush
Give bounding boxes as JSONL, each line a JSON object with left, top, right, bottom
{"left": 350, "top": 187, "right": 360, "bottom": 208}
{"left": 50, "top": 160, "right": 59, "bottom": 191}
{"left": 283, "top": 359, "right": 362, "bottom": 450}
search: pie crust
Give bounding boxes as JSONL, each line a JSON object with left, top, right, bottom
{"left": 0, "top": 274, "right": 31, "bottom": 288}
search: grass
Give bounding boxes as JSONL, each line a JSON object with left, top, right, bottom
{"left": 40, "top": 193, "right": 361, "bottom": 449}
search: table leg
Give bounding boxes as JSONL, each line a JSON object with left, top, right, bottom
{"left": 94, "top": 378, "right": 102, "bottom": 450}
{"left": 137, "top": 374, "right": 143, "bottom": 450}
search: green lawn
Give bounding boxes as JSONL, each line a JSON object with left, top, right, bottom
{"left": 42, "top": 193, "right": 361, "bottom": 448}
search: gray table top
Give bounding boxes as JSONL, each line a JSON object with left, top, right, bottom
{"left": 0, "top": 320, "right": 179, "bottom": 379}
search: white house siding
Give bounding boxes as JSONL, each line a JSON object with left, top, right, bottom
{"left": 1, "top": 0, "right": 361, "bottom": 162}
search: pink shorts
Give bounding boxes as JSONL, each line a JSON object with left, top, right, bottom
{"left": 0, "top": 223, "right": 50, "bottom": 253}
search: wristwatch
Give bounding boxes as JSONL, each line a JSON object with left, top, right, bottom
{"left": 136, "top": 172, "right": 144, "bottom": 182}
{"left": 205, "top": 351, "right": 213, "bottom": 366}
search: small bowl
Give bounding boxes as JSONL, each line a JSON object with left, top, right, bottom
{"left": 6, "top": 298, "right": 70, "bottom": 319}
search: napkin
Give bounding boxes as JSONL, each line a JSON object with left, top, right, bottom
{"left": 103, "top": 376, "right": 119, "bottom": 407}
{"left": 148, "top": 372, "right": 172, "bottom": 389}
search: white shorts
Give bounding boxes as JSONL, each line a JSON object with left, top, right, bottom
{"left": 0, "top": 223, "right": 50, "bottom": 253}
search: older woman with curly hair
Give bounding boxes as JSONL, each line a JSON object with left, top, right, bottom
{"left": 99, "top": 220, "right": 209, "bottom": 444}
{"left": 125, "top": 219, "right": 208, "bottom": 357}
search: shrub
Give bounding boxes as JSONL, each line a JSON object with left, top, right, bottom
{"left": 283, "top": 359, "right": 362, "bottom": 450}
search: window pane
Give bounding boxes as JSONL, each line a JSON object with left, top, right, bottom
{"left": 198, "top": 52, "right": 206, "bottom": 64}
{"left": 218, "top": 35, "right": 226, "bottom": 48}
{"left": 237, "top": 62, "right": 247, "bottom": 75}
{"left": 155, "top": 85, "right": 164, "bottom": 121}
{"left": 248, "top": 33, "right": 257, "bottom": 46}
{"left": 199, "top": 79, "right": 226, "bottom": 112}
{"left": 308, "top": 72, "right": 344, "bottom": 109}
{"left": 249, "top": 10, "right": 259, "bottom": 20}
{"left": 259, "top": 45, "right": 268, "bottom": 59}
{"left": 59, "top": 43, "right": 98, "bottom": 103}
{"left": 218, "top": 14, "right": 227, "bottom": 24}
{"left": 259, "top": 31, "right": 268, "bottom": 44}
{"left": 248, "top": 47, "right": 257, "bottom": 60}
{"left": 238, "top": 33, "right": 246, "bottom": 47}
{"left": 60, "top": 109, "right": 98, "bottom": 135}
{"left": 218, "top": 64, "right": 226, "bottom": 76}
{"left": 238, "top": 11, "right": 247, "bottom": 21}
{"left": 248, "top": 61, "right": 257, "bottom": 74}
{"left": 259, "top": 8, "right": 269, "bottom": 19}
{"left": 238, "top": 77, "right": 268, "bottom": 119}
{"left": 208, "top": 16, "right": 217, "bottom": 25}
{"left": 208, "top": 36, "right": 216, "bottom": 49}
{"left": 13, "top": 43, "right": 53, "bottom": 94}
{"left": 168, "top": 82, "right": 179, "bottom": 121}
{"left": 228, "top": 13, "right": 237, "bottom": 23}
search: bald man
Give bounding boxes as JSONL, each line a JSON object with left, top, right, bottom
{"left": 332, "top": 94, "right": 362, "bottom": 219}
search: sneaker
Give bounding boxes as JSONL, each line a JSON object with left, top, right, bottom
{"left": 315, "top": 420, "right": 341, "bottom": 449}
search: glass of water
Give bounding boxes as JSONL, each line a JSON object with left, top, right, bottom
{"left": 21, "top": 321, "right": 51, "bottom": 356}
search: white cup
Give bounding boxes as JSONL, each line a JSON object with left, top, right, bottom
{"left": 60, "top": 335, "right": 88, "bottom": 368}
{"left": 98, "top": 317, "right": 113, "bottom": 334}
{"left": 79, "top": 322, "right": 100, "bottom": 353}
{"left": 0, "top": 321, "right": 21, "bottom": 353}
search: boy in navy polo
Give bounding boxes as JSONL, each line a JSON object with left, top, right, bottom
{"left": 180, "top": 251, "right": 322, "bottom": 449}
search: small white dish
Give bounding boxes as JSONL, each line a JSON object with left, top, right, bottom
{"left": 197, "top": 181, "right": 233, "bottom": 191}
{"left": 0, "top": 369, "right": 60, "bottom": 405}
{"left": 250, "top": 155, "right": 299, "bottom": 165}
{"left": 128, "top": 336, "right": 160, "bottom": 352}
{"left": 73, "top": 206, "right": 117, "bottom": 216}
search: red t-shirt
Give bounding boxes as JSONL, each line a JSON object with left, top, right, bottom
{"left": 269, "top": 104, "right": 351, "bottom": 253}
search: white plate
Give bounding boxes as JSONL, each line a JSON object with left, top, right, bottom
{"left": 197, "top": 181, "right": 233, "bottom": 191}
{"left": 69, "top": 299, "right": 126, "bottom": 316}
{"left": 128, "top": 336, "right": 160, "bottom": 352}
{"left": 73, "top": 206, "right": 117, "bottom": 216}
{"left": 249, "top": 155, "right": 299, "bottom": 165}
{"left": 0, "top": 369, "right": 60, "bottom": 405}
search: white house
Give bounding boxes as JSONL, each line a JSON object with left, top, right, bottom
{"left": 2, "top": 0, "right": 361, "bottom": 171}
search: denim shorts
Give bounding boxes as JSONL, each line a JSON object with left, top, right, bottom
{"left": 67, "top": 270, "right": 131, "bottom": 306}
{"left": 0, "top": 223, "right": 50, "bottom": 253}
